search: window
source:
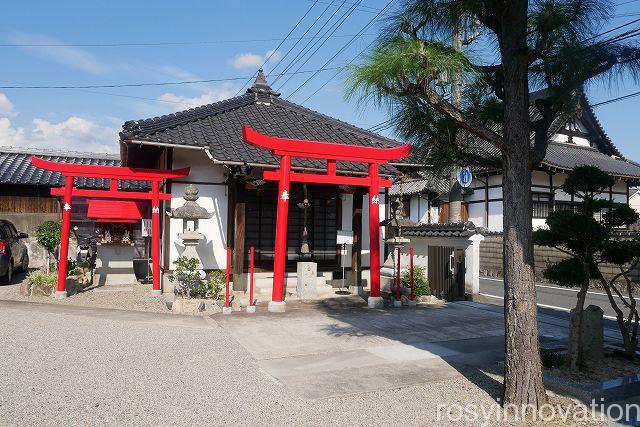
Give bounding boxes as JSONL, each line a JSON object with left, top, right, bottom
{"left": 532, "top": 193, "right": 552, "bottom": 218}
{"left": 555, "top": 201, "right": 576, "bottom": 212}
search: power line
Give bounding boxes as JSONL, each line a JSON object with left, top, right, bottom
{"left": 305, "top": 0, "right": 392, "bottom": 16}
{"left": 0, "top": 67, "right": 339, "bottom": 89}
{"left": 272, "top": 0, "right": 352, "bottom": 86}
{"left": 0, "top": 32, "right": 375, "bottom": 48}
{"left": 591, "top": 89, "right": 640, "bottom": 106}
{"left": 233, "top": 1, "right": 320, "bottom": 96}
{"left": 300, "top": 37, "right": 377, "bottom": 103}
{"left": 275, "top": 0, "right": 363, "bottom": 90}
{"left": 287, "top": 0, "right": 394, "bottom": 100}
{"left": 268, "top": 0, "right": 340, "bottom": 77}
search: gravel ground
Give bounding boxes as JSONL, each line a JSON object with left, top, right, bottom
{"left": 0, "top": 272, "right": 168, "bottom": 314}
{"left": 0, "top": 300, "right": 612, "bottom": 426}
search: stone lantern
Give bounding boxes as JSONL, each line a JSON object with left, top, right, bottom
{"left": 166, "top": 184, "right": 214, "bottom": 268}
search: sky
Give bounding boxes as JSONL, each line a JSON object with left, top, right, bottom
{"left": 1, "top": 0, "right": 639, "bottom": 160}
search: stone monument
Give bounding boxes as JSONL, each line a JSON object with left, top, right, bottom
{"left": 581, "top": 304, "right": 604, "bottom": 367}
{"left": 296, "top": 262, "right": 317, "bottom": 299}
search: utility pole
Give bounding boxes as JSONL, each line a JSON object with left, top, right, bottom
{"left": 448, "top": 17, "right": 463, "bottom": 224}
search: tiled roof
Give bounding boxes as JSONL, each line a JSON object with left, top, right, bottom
{"left": 0, "top": 147, "right": 148, "bottom": 190}
{"left": 120, "top": 73, "right": 420, "bottom": 175}
{"left": 403, "top": 222, "right": 481, "bottom": 237}
{"left": 542, "top": 143, "right": 640, "bottom": 179}
{"left": 452, "top": 91, "right": 640, "bottom": 180}
{"left": 389, "top": 175, "right": 449, "bottom": 196}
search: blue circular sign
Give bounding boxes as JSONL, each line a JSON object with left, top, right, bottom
{"left": 457, "top": 166, "right": 473, "bottom": 188}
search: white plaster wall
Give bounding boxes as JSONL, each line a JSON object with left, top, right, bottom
{"left": 630, "top": 189, "right": 640, "bottom": 215}
{"left": 612, "top": 180, "right": 628, "bottom": 204}
{"left": 467, "top": 203, "right": 484, "bottom": 227}
{"left": 168, "top": 150, "right": 228, "bottom": 270}
{"left": 409, "top": 195, "right": 432, "bottom": 224}
{"left": 487, "top": 201, "right": 503, "bottom": 231}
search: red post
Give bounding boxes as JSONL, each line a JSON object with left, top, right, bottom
{"left": 410, "top": 247, "right": 415, "bottom": 301}
{"left": 249, "top": 246, "right": 255, "bottom": 306}
{"left": 56, "top": 175, "right": 74, "bottom": 296}
{"left": 396, "top": 246, "right": 401, "bottom": 301}
{"left": 368, "top": 163, "right": 381, "bottom": 299}
{"left": 225, "top": 246, "right": 231, "bottom": 308}
{"left": 272, "top": 155, "right": 291, "bottom": 308}
{"left": 151, "top": 180, "right": 161, "bottom": 294}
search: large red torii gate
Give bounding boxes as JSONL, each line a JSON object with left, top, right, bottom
{"left": 31, "top": 157, "right": 190, "bottom": 297}
{"left": 243, "top": 126, "right": 411, "bottom": 312}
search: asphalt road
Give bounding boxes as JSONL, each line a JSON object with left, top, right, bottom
{"left": 479, "top": 277, "right": 629, "bottom": 320}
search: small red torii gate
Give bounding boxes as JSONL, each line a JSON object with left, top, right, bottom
{"left": 31, "top": 157, "right": 190, "bottom": 297}
{"left": 243, "top": 126, "right": 411, "bottom": 312}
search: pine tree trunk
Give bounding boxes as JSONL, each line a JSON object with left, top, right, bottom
{"left": 499, "top": 0, "right": 547, "bottom": 406}
{"left": 501, "top": 145, "right": 547, "bottom": 407}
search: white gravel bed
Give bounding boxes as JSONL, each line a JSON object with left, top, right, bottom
{"left": 0, "top": 275, "right": 168, "bottom": 314}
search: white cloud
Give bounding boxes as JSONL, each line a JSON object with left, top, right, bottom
{"left": 0, "top": 116, "right": 119, "bottom": 153}
{"left": 0, "top": 93, "right": 17, "bottom": 117}
{"left": 8, "top": 33, "right": 105, "bottom": 74}
{"left": 158, "top": 84, "right": 238, "bottom": 107}
{"left": 229, "top": 50, "right": 281, "bottom": 69}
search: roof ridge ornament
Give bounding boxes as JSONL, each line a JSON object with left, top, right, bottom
{"left": 247, "top": 68, "right": 281, "bottom": 97}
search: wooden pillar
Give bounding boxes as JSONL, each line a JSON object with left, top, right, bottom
{"left": 56, "top": 175, "right": 74, "bottom": 297}
{"left": 351, "top": 188, "right": 363, "bottom": 287}
{"left": 233, "top": 177, "right": 246, "bottom": 291}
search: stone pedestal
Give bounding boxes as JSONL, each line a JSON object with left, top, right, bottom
{"left": 368, "top": 296, "right": 384, "bottom": 309}
{"left": 54, "top": 291, "right": 67, "bottom": 299}
{"left": 296, "top": 262, "right": 317, "bottom": 299}
{"left": 268, "top": 301, "right": 286, "bottom": 313}
{"left": 246, "top": 305, "right": 256, "bottom": 313}
{"left": 172, "top": 298, "right": 205, "bottom": 315}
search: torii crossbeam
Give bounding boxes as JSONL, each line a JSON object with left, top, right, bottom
{"left": 243, "top": 126, "right": 411, "bottom": 312}
{"left": 31, "top": 157, "right": 190, "bottom": 297}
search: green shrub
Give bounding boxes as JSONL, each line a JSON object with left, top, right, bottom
{"left": 36, "top": 220, "right": 61, "bottom": 273}
{"left": 194, "top": 270, "right": 225, "bottom": 300}
{"left": 402, "top": 266, "right": 431, "bottom": 296}
{"left": 541, "top": 349, "right": 565, "bottom": 369}
{"left": 168, "top": 256, "right": 202, "bottom": 298}
{"left": 28, "top": 271, "right": 57, "bottom": 290}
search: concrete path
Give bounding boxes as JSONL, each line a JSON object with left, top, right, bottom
{"left": 1, "top": 296, "right": 610, "bottom": 425}
{"left": 0, "top": 297, "right": 514, "bottom": 426}
{"left": 215, "top": 297, "right": 507, "bottom": 399}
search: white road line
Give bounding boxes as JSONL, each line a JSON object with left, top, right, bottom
{"left": 479, "top": 293, "right": 618, "bottom": 321}
{"left": 481, "top": 277, "right": 610, "bottom": 297}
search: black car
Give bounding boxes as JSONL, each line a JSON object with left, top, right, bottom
{"left": 0, "top": 220, "right": 29, "bottom": 284}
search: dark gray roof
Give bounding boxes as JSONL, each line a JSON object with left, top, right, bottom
{"left": 403, "top": 222, "right": 481, "bottom": 238}
{"left": 0, "top": 147, "right": 147, "bottom": 190}
{"left": 389, "top": 174, "right": 450, "bottom": 197}
{"left": 120, "top": 74, "right": 418, "bottom": 175}
{"left": 451, "top": 91, "right": 640, "bottom": 180}
{"left": 542, "top": 142, "right": 640, "bottom": 179}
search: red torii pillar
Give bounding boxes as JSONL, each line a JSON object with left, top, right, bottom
{"left": 243, "top": 126, "right": 410, "bottom": 312}
{"left": 31, "top": 157, "right": 189, "bottom": 297}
